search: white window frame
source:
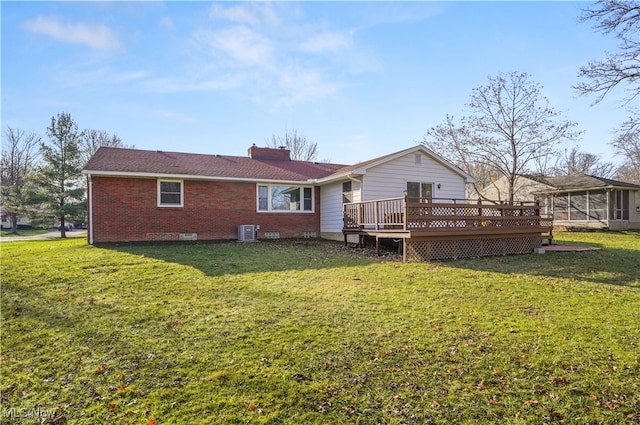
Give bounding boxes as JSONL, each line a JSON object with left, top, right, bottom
{"left": 157, "top": 179, "right": 184, "bottom": 207}
{"left": 256, "top": 184, "right": 315, "bottom": 213}
{"left": 342, "top": 181, "right": 353, "bottom": 204}
{"left": 407, "top": 181, "right": 434, "bottom": 202}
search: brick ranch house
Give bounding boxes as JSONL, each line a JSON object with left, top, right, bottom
{"left": 82, "top": 145, "right": 474, "bottom": 244}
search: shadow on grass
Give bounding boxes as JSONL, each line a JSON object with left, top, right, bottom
{"left": 447, "top": 242, "right": 640, "bottom": 288}
{"left": 99, "top": 239, "right": 378, "bottom": 277}
{"left": 96, "top": 233, "right": 639, "bottom": 287}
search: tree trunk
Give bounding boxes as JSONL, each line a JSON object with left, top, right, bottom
{"left": 9, "top": 213, "right": 18, "bottom": 234}
{"left": 60, "top": 216, "right": 66, "bottom": 238}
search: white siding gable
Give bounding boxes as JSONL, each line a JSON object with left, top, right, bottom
{"left": 362, "top": 151, "right": 466, "bottom": 201}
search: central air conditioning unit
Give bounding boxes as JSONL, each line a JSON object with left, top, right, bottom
{"left": 238, "top": 224, "right": 259, "bottom": 242}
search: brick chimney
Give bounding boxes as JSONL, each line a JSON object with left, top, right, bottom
{"left": 248, "top": 144, "right": 291, "bottom": 161}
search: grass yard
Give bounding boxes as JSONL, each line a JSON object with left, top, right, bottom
{"left": 1, "top": 232, "right": 639, "bottom": 424}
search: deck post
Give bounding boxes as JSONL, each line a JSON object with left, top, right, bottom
{"left": 402, "top": 239, "right": 407, "bottom": 262}
{"left": 374, "top": 200, "right": 379, "bottom": 230}
{"left": 403, "top": 196, "right": 407, "bottom": 231}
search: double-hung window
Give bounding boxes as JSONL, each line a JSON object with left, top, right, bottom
{"left": 158, "top": 179, "right": 183, "bottom": 207}
{"left": 257, "top": 184, "right": 314, "bottom": 212}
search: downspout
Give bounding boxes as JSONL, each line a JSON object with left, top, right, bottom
{"left": 87, "top": 174, "right": 94, "bottom": 244}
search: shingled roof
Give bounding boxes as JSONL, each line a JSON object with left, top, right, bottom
{"left": 83, "top": 147, "right": 347, "bottom": 182}
{"left": 84, "top": 144, "right": 477, "bottom": 184}
{"left": 531, "top": 174, "right": 640, "bottom": 193}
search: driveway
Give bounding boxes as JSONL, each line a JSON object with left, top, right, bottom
{"left": 0, "top": 230, "right": 87, "bottom": 242}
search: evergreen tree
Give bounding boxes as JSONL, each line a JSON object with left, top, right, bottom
{"left": 32, "top": 113, "right": 85, "bottom": 237}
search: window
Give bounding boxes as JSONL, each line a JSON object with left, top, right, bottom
{"left": 406, "top": 181, "right": 433, "bottom": 202}
{"left": 258, "top": 185, "right": 268, "bottom": 211}
{"left": 158, "top": 179, "right": 183, "bottom": 207}
{"left": 257, "top": 184, "right": 314, "bottom": 212}
{"left": 342, "top": 181, "right": 352, "bottom": 204}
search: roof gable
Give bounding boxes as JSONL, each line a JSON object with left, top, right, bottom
{"left": 317, "top": 145, "right": 475, "bottom": 183}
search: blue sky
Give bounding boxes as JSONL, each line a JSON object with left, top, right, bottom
{"left": 1, "top": 1, "right": 629, "bottom": 165}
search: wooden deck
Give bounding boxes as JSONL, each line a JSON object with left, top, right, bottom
{"left": 343, "top": 197, "right": 553, "bottom": 261}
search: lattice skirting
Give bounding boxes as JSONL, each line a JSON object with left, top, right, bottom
{"left": 405, "top": 235, "right": 542, "bottom": 262}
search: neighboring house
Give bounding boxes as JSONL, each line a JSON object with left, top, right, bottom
{"left": 477, "top": 174, "right": 550, "bottom": 203}
{"left": 0, "top": 206, "right": 31, "bottom": 229}
{"left": 82, "top": 145, "right": 474, "bottom": 244}
{"left": 479, "top": 174, "right": 640, "bottom": 230}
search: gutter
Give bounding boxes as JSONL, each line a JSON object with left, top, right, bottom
{"left": 82, "top": 170, "right": 313, "bottom": 186}
{"left": 532, "top": 186, "right": 631, "bottom": 195}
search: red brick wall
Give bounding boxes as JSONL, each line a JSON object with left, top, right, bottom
{"left": 89, "top": 177, "right": 321, "bottom": 243}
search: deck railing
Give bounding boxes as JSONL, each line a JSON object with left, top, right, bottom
{"left": 343, "top": 197, "right": 551, "bottom": 234}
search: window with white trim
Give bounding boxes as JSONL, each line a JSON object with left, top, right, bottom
{"left": 257, "top": 184, "right": 314, "bottom": 212}
{"left": 407, "top": 181, "right": 433, "bottom": 202}
{"left": 342, "top": 181, "right": 353, "bottom": 204}
{"left": 158, "top": 179, "right": 183, "bottom": 207}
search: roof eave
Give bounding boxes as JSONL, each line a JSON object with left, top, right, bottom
{"left": 532, "top": 185, "right": 640, "bottom": 194}
{"left": 313, "top": 169, "right": 367, "bottom": 185}
{"left": 82, "top": 169, "right": 317, "bottom": 185}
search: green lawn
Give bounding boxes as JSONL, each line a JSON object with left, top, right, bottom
{"left": 1, "top": 232, "right": 639, "bottom": 424}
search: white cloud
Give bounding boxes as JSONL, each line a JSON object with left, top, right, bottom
{"left": 195, "top": 26, "right": 274, "bottom": 67}
{"left": 175, "top": 3, "right": 377, "bottom": 106}
{"left": 275, "top": 68, "right": 344, "bottom": 107}
{"left": 209, "top": 3, "right": 280, "bottom": 27}
{"left": 159, "top": 16, "right": 174, "bottom": 30}
{"left": 23, "top": 16, "right": 120, "bottom": 50}
{"left": 142, "top": 73, "right": 246, "bottom": 93}
{"left": 55, "top": 67, "right": 148, "bottom": 88}
{"left": 300, "top": 32, "right": 352, "bottom": 53}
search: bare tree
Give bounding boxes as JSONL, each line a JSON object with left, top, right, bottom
{"left": 575, "top": 0, "right": 640, "bottom": 130}
{"left": 267, "top": 129, "right": 318, "bottom": 161}
{"left": 80, "top": 129, "right": 131, "bottom": 165}
{"left": 552, "top": 146, "right": 618, "bottom": 178}
{"left": 612, "top": 126, "right": 640, "bottom": 183}
{"left": 423, "top": 72, "right": 581, "bottom": 202}
{"left": 0, "top": 127, "right": 41, "bottom": 233}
